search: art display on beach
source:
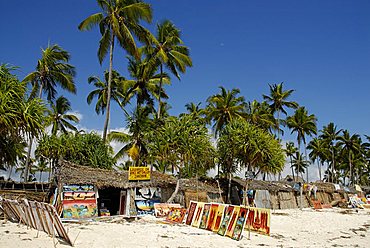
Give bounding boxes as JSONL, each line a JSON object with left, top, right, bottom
{"left": 206, "top": 203, "right": 219, "bottom": 230}
{"left": 154, "top": 203, "right": 181, "bottom": 217}
{"left": 179, "top": 201, "right": 269, "bottom": 241}
{"left": 217, "top": 205, "right": 234, "bottom": 236}
{"left": 211, "top": 204, "right": 226, "bottom": 232}
{"left": 185, "top": 201, "right": 198, "bottom": 225}
{"left": 191, "top": 202, "right": 205, "bottom": 227}
{"left": 62, "top": 184, "right": 97, "bottom": 219}
{"left": 225, "top": 206, "right": 240, "bottom": 237}
{"left": 199, "top": 203, "right": 211, "bottom": 229}
{"left": 245, "top": 207, "right": 271, "bottom": 236}
{"left": 166, "top": 207, "right": 187, "bottom": 223}
{"left": 134, "top": 187, "right": 161, "bottom": 215}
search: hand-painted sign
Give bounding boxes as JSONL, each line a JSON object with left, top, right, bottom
{"left": 129, "top": 167, "right": 151, "bottom": 181}
{"left": 245, "top": 207, "right": 270, "bottom": 236}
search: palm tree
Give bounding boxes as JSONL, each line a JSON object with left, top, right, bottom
{"left": 286, "top": 107, "right": 317, "bottom": 182}
{"left": 291, "top": 152, "right": 309, "bottom": 179}
{"left": 87, "top": 70, "right": 126, "bottom": 115}
{"left": 143, "top": 20, "right": 192, "bottom": 118}
{"left": 285, "top": 141, "right": 298, "bottom": 180}
{"left": 22, "top": 44, "right": 76, "bottom": 180}
{"left": 23, "top": 44, "right": 76, "bottom": 100}
{"left": 337, "top": 130, "right": 361, "bottom": 186}
{"left": 124, "top": 56, "right": 170, "bottom": 109}
{"left": 206, "top": 87, "right": 246, "bottom": 136}
{"left": 263, "top": 82, "right": 298, "bottom": 141}
{"left": 246, "top": 100, "right": 276, "bottom": 133}
{"left": 79, "top": 0, "right": 153, "bottom": 142}
{"left": 307, "top": 137, "right": 328, "bottom": 181}
{"left": 320, "top": 122, "right": 342, "bottom": 183}
{"left": 34, "top": 159, "right": 50, "bottom": 182}
{"left": 108, "top": 106, "right": 153, "bottom": 166}
{"left": 49, "top": 96, "right": 80, "bottom": 135}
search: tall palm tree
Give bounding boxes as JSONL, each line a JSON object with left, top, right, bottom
{"left": 307, "top": 137, "right": 328, "bottom": 181}
{"left": 285, "top": 141, "right": 298, "bottom": 180}
{"left": 337, "top": 130, "right": 361, "bottom": 186}
{"left": 87, "top": 70, "right": 126, "bottom": 115}
{"left": 320, "top": 122, "right": 342, "bottom": 183}
{"left": 22, "top": 45, "right": 75, "bottom": 181}
{"left": 79, "top": 0, "right": 153, "bottom": 142}
{"left": 286, "top": 107, "right": 317, "bottom": 182}
{"left": 124, "top": 56, "right": 170, "bottom": 109}
{"left": 49, "top": 96, "right": 80, "bottom": 135}
{"left": 143, "top": 20, "right": 192, "bottom": 118}
{"left": 23, "top": 44, "right": 76, "bottom": 100}
{"left": 108, "top": 106, "right": 152, "bottom": 166}
{"left": 246, "top": 100, "right": 276, "bottom": 132}
{"left": 263, "top": 82, "right": 298, "bottom": 141}
{"left": 206, "top": 87, "right": 246, "bottom": 137}
{"left": 291, "top": 152, "right": 309, "bottom": 179}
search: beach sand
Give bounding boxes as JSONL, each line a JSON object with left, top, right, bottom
{"left": 0, "top": 208, "right": 369, "bottom": 248}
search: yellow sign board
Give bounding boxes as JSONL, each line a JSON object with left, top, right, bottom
{"left": 128, "top": 167, "right": 151, "bottom": 181}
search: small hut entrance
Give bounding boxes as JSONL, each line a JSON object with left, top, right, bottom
{"left": 98, "top": 187, "right": 126, "bottom": 216}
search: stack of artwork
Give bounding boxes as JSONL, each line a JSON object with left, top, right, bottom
{"left": 62, "top": 184, "right": 97, "bottom": 219}
{"left": 184, "top": 201, "right": 271, "bottom": 241}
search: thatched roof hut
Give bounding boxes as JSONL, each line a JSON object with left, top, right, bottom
{"left": 57, "top": 160, "right": 219, "bottom": 194}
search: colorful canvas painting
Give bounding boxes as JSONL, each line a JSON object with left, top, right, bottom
{"left": 154, "top": 203, "right": 181, "bottom": 217}
{"left": 212, "top": 204, "right": 226, "bottom": 232}
{"left": 134, "top": 187, "right": 161, "bottom": 215}
{"left": 245, "top": 207, "right": 271, "bottom": 236}
{"left": 191, "top": 202, "right": 205, "bottom": 227}
{"left": 198, "top": 203, "right": 211, "bottom": 229}
{"left": 166, "top": 207, "right": 187, "bottom": 223}
{"left": 62, "top": 184, "right": 97, "bottom": 219}
{"left": 185, "top": 201, "right": 198, "bottom": 225}
{"left": 206, "top": 203, "right": 219, "bottom": 230}
{"left": 225, "top": 206, "right": 240, "bottom": 237}
{"left": 231, "top": 207, "right": 248, "bottom": 240}
{"left": 63, "top": 199, "right": 97, "bottom": 218}
{"left": 217, "top": 205, "right": 234, "bottom": 236}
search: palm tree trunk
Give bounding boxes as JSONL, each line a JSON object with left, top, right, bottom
{"left": 304, "top": 144, "right": 309, "bottom": 183}
{"left": 317, "top": 158, "right": 322, "bottom": 181}
{"left": 298, "top": 140, "right": 303, "bottom": 210}
{"left": 349, "top": 152, "right": 353, "bottom": 186}
{"left": 331, "top": 146, "right": 335, "bottom": 183}
{"left": 7, "top": 165, "right": 13, "bottom": 180}
{"left": 102, "top": 30, "right": 114, "bottom": 143}
{"left": 157, "top": 64, "right": 163, "bottom": 119}
{"left": 277, "top": 110, "right": 281, "bottom": 181}
{"left": 227, "top": 170, "right": 232, "bottom": 204}
{"left": 25, "top": 83, "right": 44, "bottom": 182}
{"left": 290, "top": 156, "right": 295, "bottom": 181}
{"left": 39, "top": 170, "right": 42, "bottom": 182}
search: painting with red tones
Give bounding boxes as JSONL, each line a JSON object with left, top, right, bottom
{"left": 206, "top": 203, "right": 219, "bottom": 230}
{"left": 185, "top": 201, "right": 198, "bottom": 225}
{"left": 198, "top": 203, "right": 211, "bottom": 229}
{"left": 245, "top": 207, "right": 271, "bottom": 236}
{"left": 231, "top": 207, "right": 248, "bottom": 240}
{"left": 212, "top": 204, "right": 226, "bottom": 232}
{"left": 191, "top": 202, "right": 204, "bottom": 227}
{"left": 217, "top": 205, "right": 234, "bottom": 236}
{"left": 166, "top": 207, "right": 187, "bottom": 223}
{"left": 225, "top": 206, "right": 240, "bottom": 237}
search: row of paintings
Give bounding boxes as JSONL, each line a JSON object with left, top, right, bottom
{"left": 62, "top": 184, "right": 98, "bottom": 219}
{"left": 185, "top": 201, "right": 270, "bottom": 240}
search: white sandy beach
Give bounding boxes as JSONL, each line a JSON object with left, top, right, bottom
{"left": 1, "top": 208, "right": 369, "bottom": 248}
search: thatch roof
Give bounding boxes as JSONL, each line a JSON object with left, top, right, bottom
{"left": 57, "top": 160, "right": 219, "bottom": 193}
{"left": 231, "top": 178, "right": 296, "bottom": 192}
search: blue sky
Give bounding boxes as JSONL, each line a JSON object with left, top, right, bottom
{"left": 1, "top": 0, "right": 369, "bottom": 141}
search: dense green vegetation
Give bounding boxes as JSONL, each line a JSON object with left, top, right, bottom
{"left": 1, "top": 0, "right": 369, "bottom": 187}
